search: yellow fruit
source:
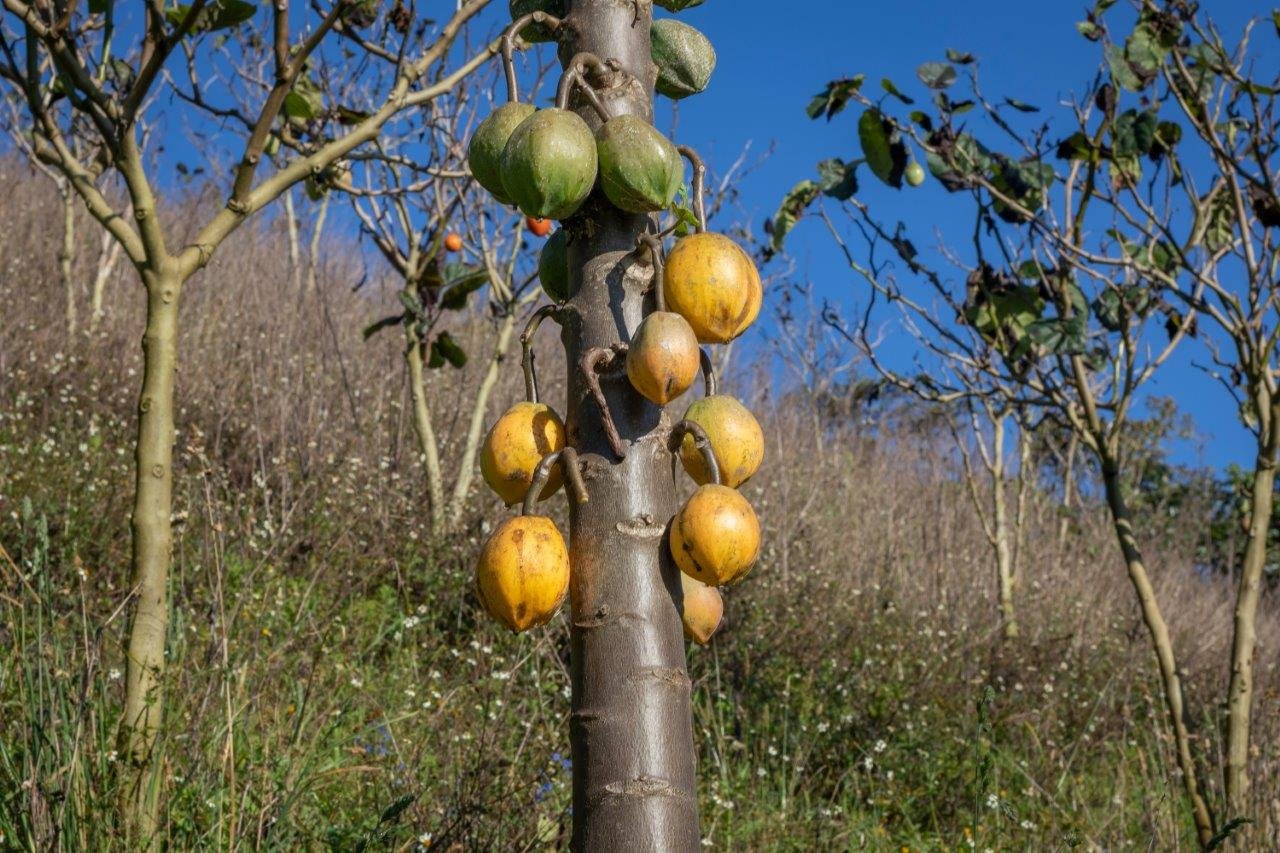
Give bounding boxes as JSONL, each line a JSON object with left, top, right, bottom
{"left": 680, "top": 572, "right": 723, "bottom": 644}
{"left": 626, "top": 311, "right": 700, "bottom": 405}
{"left": 670, "top": 484, "right": 760, "bottom": 586}
{"left": 480, "top": 402, "right": 566, "bottom": 505}
{"left": 475, "top": 515, "right": 569, "bottom": 632}
{"left": 679, "top": 395, "right": 763, "bottom": 488}
{"left": 663, "top": 232, "right": 759, "bottom": 343}
{"left": 735, "top": 261, "right": 763, "bottom": 337}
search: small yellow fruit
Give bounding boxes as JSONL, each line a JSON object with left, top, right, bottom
{"left": 475, "top": 515, "right": 569, "bottom": 632}
{"left": 679, "top": 395, "right": 763, "bottom": 488}
{"left": 680, "top": 572, "right": 723, "bottom": 645}
{"left": 735, "top": 261, "right": 763, "bottom": 338}
{"left": 670, "top": 484, "right": 760, "bottom": 586}
{"left": 626, "top": 311, "right": 701, "bottom": 405}
{"left": 663, "top": 232, "right": 759, "bottom": 344}
{"left": 480, "top": 402, "right": 566, "bottom": 505}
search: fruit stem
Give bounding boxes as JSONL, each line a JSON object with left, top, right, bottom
{"left": 670, "top": 419, "right": 721, "bottom": 486}
{"left": 580, "top": 345, "right": 629, "bottom": 459}
{"left": 699, "top": 348, "right": 717, "bottom": 397}
{"left": 555, "top": 52, "right": 613, "bottom": 122}
{"left": 501, "top": 11, "right": 564, "bottom": 103}
{"left": 677, "top": 145, "right": 707, "bottom": 233}
{"left": 522, "top": 447, "right": 589, "bottom": 515}
{"left": 521, "top": 304, "right": 562, "bottom": 403}
{"left": 637, "top": 233, "right": 666, "bottom": 313}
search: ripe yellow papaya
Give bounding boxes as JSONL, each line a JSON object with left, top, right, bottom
{"left": 475, "top": 515, "right": 569, "bottom": 632}
{"left": 480, "top": 401, "right": 566, "bottom": 505}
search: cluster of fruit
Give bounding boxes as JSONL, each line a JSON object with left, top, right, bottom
{"left": 470, "top": 0, "right": 762, "bottom": 646}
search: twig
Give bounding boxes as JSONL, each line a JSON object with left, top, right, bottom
{"left": 670, "top": 420, "right": 720, "bottom": 486}
{"left": 580, "top": 346, "right": 627, "bottom": 459}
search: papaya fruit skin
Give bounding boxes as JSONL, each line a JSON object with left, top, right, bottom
{"left": 468, "top": 103, "right": 537, "bottom": 205}
{"left": 596, "top": 115, "right": 683, "bottom": 214}
{"left": 680, "top": 572, "right": 723, "bottom": 645}
{"left": 655, "top": 0, "right": 704, "bottom": 11}
{"left": 679, "top": 395, "right": 764, "bottom": 488}
{"left": 538, "top": 229, "right": 571, "bottom": 302}
{"left": 663, "top": 232, "right": 758, "bottom": 343}
{"left": 475, "top": 515, "right": 569, "bottom": 632}
{"left": 480, "top": 401, "right": 566, "bottom": 505}
{"left": 670, "top": 484, "right": 761, "bottom": 587}
{"left": 625, "top": 311, "right": 700, "bottom": 405}
{"left": 501, "top": 109, "right": 598, "bottom": 221}
{"left": 508, "top": 0, "right": 565, "bottom": 42}
{"left": 651, "top": 19, "right": 716, "bottom": 100}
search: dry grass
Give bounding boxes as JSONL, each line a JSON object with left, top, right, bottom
{"left": 1, "top": 159, "right": 1278, "bottom": 849}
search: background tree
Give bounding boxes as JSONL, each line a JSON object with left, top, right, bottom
{"left": 769, "top": 1, "right": 1280, "bottom": 841}
{"left": 0, "top": 0, "right": 498, "bottom": 840}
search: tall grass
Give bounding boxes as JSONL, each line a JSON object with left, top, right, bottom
{"left": 1, "top": 160, "right": 1277, "bottom": 849}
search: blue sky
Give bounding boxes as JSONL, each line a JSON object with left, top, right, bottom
{"left": 622, "top": 0, "right": 1263, "bottom": 472}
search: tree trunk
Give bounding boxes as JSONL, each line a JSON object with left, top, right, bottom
{"left": 990, "top": 416, "right": 1018, "bottom": 639}
{"left": 58, "top": 182, "right": 78, "bottom": 340}
{"left": 560, "top": 2, "right": 700, "bottom": 849}
{"left": 405, "top": 318, "right": 446, "bottom": 532}
{"left": 118, "top": 266, "right": 182, "bottom": 847}
{"left": 89, "top": 228, "right": 123, "bottom": 333}
{"left": 1224, "top": 398, "right": 1279, "bottom": 820}
{"left": 1099, "top": 453, "right": 1215, "bottom": 846}
{"left": 284, "top": 189, "right": 303, "bottom": 294}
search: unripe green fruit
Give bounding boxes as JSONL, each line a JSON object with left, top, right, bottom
{"left": 538, "top": 229, "right": 571, "bottom": 302}
{"left": 468, "top": 102, "right": 536, "bottom": 205}
{"left": 508, "top": 0, "right": 565, "bottom": 42}
{"left": 651, "top": 19, "right": 716, "bottom": 100}
{"left": 596, "top": 115, "right": 683, "bottom": 213}
{"left": 905, "top": 161, "right": 926, "bottom": 187}
{"left": 501, "top": 108, "right": 598, "bottom": 221}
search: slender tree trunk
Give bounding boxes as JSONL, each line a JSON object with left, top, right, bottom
{"left": 284, "top": 189, "right": 303, "bottom": 294}
{"left": 561, "top": 3, "right": 700, "bottom": 848}
{"left": 118, "top": 266, "right": 182, "bottom": 847}
{"left": 444, "top": 310, "right": 518, "bottom": 527}
{"left": 58, "top": 182, "right": 78, "bottom": 340}
{"left": 1012, "top": 422, "right": 1031, "bottom": 589}
{"left": 304, "top": 194, "right": 330, "bottom": 297}
{"left": 1224, "top": 398, "right": 1279, "bottom": 820}
{"left": 405, "top": 318, "right": 446, "bottom": 532}
{"left": 990, "top": 416, "right": 1018, "bottom": 639}
{"left": 89, "top": 229, "right": 123, "bottom": 333}
{"left": 1099, "top": 453, "right": 1216, "bottom": 846}
{"left": 1057, "top": 432, "right": 1078, "bottom": 552}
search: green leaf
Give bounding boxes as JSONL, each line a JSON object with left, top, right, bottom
{"left": 1203, "top": 190, "right": 1236, "bottom": 251}
{"left": 1055, "top": 131, "right": 1100, "bottom": 163}
{"left": 439, "top": 264, "right": 489, "bottom": 311}
{"left": 1112, "top": 109, "right": 1158, "bottom": 157}
{"left": 1027, "top": 315, "right": 1087, "bottom": 355}
{"left": 432, "top": 332, "right": 467, "bottom": 369}
{"left": 335, "top": 106, "right": 371, "bottom": 125}
{"left": 1273, "top": 10, "right": 1280, "bottom": 38}
{"left": 946, "top": 48, "right": 975, "bottom": 65}
{"left": 805, "top": 76, "right": 865, "bottom": 121}
{"left": 165, "top": 0, "right": 256, "bottom": 34}
{"left": 1149, "top": 120, "right": 1182, "bottom": 160}
{"left": 880, "top": 77, "right": 914, "bottom": 104}
{"left": 362, "top": 313, "right": 406, "bottom": 340}
{"left": 398, "top": 290, "right": 425, "bottom": 319}
{"left": 816, "top": 158, "right": 859, "bottom": 201}
{"left": 669, "top": 186, "right": 701, "bottom": 238}
{"left": 768, "top": 180, "right": 820, "bottom": 253}
{"left": 1003, "top": 97, "right": 1039, "bottom": 113}
{"left": 858, "top": 109, "right": 908, "bottom": 188}
{"left": 284, "top": 76, "right": 324, "bottom": 120}
{"left": 1077, "top": 20, "right": 1103, "bottom": 41}
{"left": 1093, "top": 288, "right": 1126, "bottom": 331}
{"left": 379, "top": 795, "right": 416, "bottom": 825}
{"left": 1105, "top": 43, "right": 1145, "bottom": 92}
{"left": 916, "top": 62, "right": 957, "bottom": 90}
{"left": 990, "top": 158, "right": 1054, "bottom": 222}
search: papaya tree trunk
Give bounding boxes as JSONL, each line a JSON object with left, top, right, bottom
{"left": 560, "top": 2, "right": 700, "bottom": 849}
{"left": 118, "top": 266, "right": 182, "bottom": 846}
{"left": 1224, "top": 393, "right": 1279, "bottom": 820}
{"left": 1098, "top": 452, "right": 1216, "bottom": 846}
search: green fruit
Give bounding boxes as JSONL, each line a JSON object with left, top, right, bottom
{"left": 651, "top": 19, "right": 716, "bottom": 100}
{"left": 500, "top": 109, "right": 598, "bottom": 221}
{"left": 905, "top": 161, "right": 926, "bottom": 187}
{"left": 538, "top": 229, "right": 571, "bottom": 302}
{"left": 468, "top": 102, "right": 536, "bottom": 205}
{"left": 596, "top": 115, "right": 682, "bottom": 213}
{"left": 655, "top": 0, "right": 704, "bottom": 10}
{"left": 508, "top": 0, "right": 565, "bottom": 42}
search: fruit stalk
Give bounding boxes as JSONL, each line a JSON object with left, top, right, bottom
{"left": 559, "top": 1, "right": 701, "bottom": 848}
